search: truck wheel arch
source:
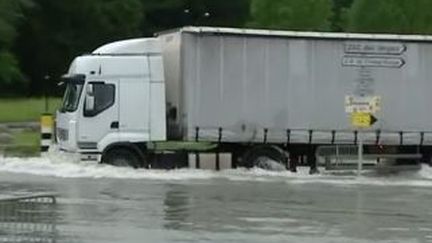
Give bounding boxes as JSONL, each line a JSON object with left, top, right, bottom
{"left": 101, "top": 142, "right": 147, "bottom": 168}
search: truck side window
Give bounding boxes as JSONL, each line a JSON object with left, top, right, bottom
{"left": 84, "top": 83, "right": 115, "bottom": 117}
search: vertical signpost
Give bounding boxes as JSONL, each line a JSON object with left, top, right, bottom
{"left": 358, "top": 132, "right": 363, "bottom": 175}
{"left": 345, "top": 96, "right": 379, "bottom": 176}
{"left": 343, "top": 41, "right": 404, "bottom": 175}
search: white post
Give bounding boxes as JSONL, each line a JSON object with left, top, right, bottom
{"left": 357, "top": 131, "right": 363, "bottom": 176}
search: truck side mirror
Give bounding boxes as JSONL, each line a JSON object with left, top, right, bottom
{"left": 84, "top": 84, "right": 95, "bottom": 116}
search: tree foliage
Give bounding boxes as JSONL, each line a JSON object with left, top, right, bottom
{"left": 14, "top": 0, "right": 144, "bottom": 95}
{"left": 249, "top": 0, "right": 333, "bottom": 31}
{"left": 11, "top": 0, "right": 250, "bottom": 95}
{"left": 330, "top": 0, "right": 353, "bottom": 31}
{"left": 346, "top": 0, "right": 432, "bottom": 34}
{"left": 4, "top": 0, "right": 432, "bottom": 96}
{"left": 0, "top": 0, "right": 32, "bottom": 89}
{"left": 140, "top": 0, "right": 250, "bottom": 36}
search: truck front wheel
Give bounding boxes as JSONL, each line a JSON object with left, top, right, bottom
{"left": 102, "top": 148, "right": 141, "bottom": 168}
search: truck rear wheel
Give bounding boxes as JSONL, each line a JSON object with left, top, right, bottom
{"left": 242, "top": 145, "right": 287, "bottom": 171}
{"left": 102, "top": 148, "right": 141, "bottom": 168}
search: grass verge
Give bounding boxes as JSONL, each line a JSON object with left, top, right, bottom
{"left": 1, "top": 130, "right": 40, "bottom": 157}
{"left": 0, "top": 97, "right": 62, "bottom": 123}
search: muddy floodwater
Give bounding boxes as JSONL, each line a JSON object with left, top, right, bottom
{"left": 1, "top": 156, "right": 432, "bottom": 243}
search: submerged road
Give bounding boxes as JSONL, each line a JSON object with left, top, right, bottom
{"left": 0, "top": 157, "right": 432, "bottom": 243}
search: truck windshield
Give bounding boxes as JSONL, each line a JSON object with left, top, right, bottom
{"left": 61, "top": 83, "right": 83, "bottom": 112}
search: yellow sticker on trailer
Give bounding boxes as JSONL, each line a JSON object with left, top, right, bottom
{"left": 351, "top": 112, "right": 378, "bottom": 128}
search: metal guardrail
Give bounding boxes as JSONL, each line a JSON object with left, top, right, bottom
{"left": 0, "top": 194, "right": 57, "bottom": 243}
{"left": 316, "top": 145, "right": 362, "bottom": 169}
{"left": 316, "top": 145, "right": 358, "bottom": 157}
{"left": 316, "top": 145, "right": 422, "bottom": 170}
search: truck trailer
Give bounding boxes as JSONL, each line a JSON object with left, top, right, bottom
{"left": 56, "top": 26, "right": 432, "bottom": 172}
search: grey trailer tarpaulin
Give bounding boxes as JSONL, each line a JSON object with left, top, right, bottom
{"left": 158, "top": 27, "right": 432, "bottom": 145}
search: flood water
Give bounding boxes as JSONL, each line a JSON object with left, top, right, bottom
{"left": 1, "top": 155, "right": 432, "bottom": 243}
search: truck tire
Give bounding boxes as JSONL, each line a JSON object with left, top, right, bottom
{"left": 102, "top": 148, "right": 141, "bottom": 168}
{"left": 242, "top": 145, "right": 287, "bottom": 171}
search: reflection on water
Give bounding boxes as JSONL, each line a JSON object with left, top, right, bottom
{"left": 163, "top": 185, "right": 191, "bottom": 230}
{"left": 161, "top": 182, "right": 432, "bottom": 242}
{"left": 161, "top": 182, "right": 334, "bottom": 236}
{"left": 0, "top": 194, "right": 57, "bottom": 243}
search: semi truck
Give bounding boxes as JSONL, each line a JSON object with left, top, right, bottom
{"left": 56, "top": 26, "right": 432, "bottom": 172}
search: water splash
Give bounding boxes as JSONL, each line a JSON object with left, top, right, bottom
{"left": 0, "top": 152, "right": 432, "bottom": 187}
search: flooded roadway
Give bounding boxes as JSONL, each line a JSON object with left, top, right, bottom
{"left": 1, "top": 156, "right": 432, "bottom": 243}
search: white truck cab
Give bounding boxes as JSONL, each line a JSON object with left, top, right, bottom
{"left": 56, "top": 38, "right": 166, "bottom": 163}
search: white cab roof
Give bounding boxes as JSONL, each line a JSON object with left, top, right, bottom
{"left": 92, "top": 38, "right": 161, "bottom": 55}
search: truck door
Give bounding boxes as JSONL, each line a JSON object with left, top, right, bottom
{"left": 118, "top": 78, "right": 151, "bottom": 141}
{"left": 78, "top": 79, "right": 119, "bottom": 149}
